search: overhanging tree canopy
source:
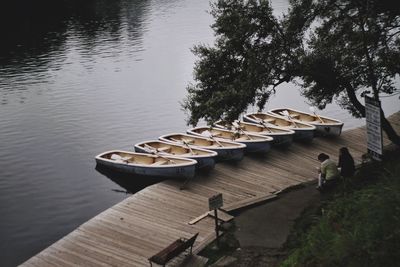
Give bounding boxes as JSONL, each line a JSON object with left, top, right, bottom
{"left": 182, "top": 0, "right": 400, "bottom": 145}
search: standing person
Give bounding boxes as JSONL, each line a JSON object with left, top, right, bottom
{"left": 338, "top": 147, "right": 355, "bottom": 178}
{"left": 317, "top": 153, "right": 340, "bottom": 189}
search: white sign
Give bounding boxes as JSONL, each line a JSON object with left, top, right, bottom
{"left": 208, "top": 193, "right": 223, "bottom": 211}
{"left": 365, "top": 96, "right": 383, "bottom": 161}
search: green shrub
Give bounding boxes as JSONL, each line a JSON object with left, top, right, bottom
{"left": 281, "top": 159, "right": 400, "bottom": 267}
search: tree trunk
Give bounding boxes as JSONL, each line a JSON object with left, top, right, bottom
{"left": 345, "top": 83, "right": 365, "bottom": 116}
{"left": 345, "top": 84, "right": 400, "bottom": 146}
{"left": 381, "top": 110, "right": 400, "bottom": 146}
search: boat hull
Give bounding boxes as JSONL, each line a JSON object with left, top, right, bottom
{"left": 243, "top": 141, "right": 271, "bottom": 153}
{"left": 210, "top": 146, "right": 245, "bottom": 161}
{"left": 267, "top": 133, "right": 293, "bottom": 147}
{"left": 314, "top": 124, "right": 343, "bottom": 136}
{"left": 95, "top": 151, "right": 197, "bottom": 179}
{"left": 291, "top": 128, "right": 315, "bottom": 142}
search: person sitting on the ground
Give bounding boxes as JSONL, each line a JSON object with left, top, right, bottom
{"left": 317, "top": 153, "right": 340, "bottom": 189}
{"left": 338, "top": 147, "right": 355, "bottom": 178}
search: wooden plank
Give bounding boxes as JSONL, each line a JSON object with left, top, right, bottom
{"left": 188, "top": 209, "right": 233, "bottom": 225}
{"left": 222, "top": 193, "right": 278, "bottom": 212}
{"left": 63, "top": 234, "right": 138, "bottom": 266}
{"left": 35, "top": 250, "right": 76, "bottom": 267}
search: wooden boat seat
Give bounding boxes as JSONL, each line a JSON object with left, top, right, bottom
{"left": 158, "top": 147, "right": 171, "bottom": 153}
{"left": 264, "top": 118, "right": 276, "bottom": 123}
{"left": 135, "top": 156, "right": 155, "bottom": 164}
{"left": 290, "top": 114, "right": 300, "bottom": 119}
{"left": 125, "top": 158, "right": 136, "bottom": 164}
{"left": 181, "top": 139, "right": 195, "bottom": 145}
{"left": 152, "top": 160, "right": 168, "bottom": 166}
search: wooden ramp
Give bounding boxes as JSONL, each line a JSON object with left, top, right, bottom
{"left": 21, "top": 113, "right": 399, "bottom": 267}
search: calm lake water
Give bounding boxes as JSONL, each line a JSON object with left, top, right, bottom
{"left": 0, "top": 0, "right": 398, "bottom": 266}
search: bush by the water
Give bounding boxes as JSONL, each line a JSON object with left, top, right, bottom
{"left": 281, "top": 158, "right": 400, "bottom": 267}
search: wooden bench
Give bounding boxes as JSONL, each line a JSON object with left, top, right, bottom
{"left": 148, "top": 233, "right": 199, "bottom": 267}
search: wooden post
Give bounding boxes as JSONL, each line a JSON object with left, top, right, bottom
{"left": 214, "top": 208, "right": 220, "bottom": 245}
{"left": 208, "top": 193, "right": 223, "bottom": 246}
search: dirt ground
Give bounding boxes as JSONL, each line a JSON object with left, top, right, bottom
{"left": 230, "top": 184, "right": 321, "bottom": 267}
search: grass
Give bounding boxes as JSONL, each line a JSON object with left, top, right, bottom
{"left": 281, "top": 152, "right": 400, "bottom": 267}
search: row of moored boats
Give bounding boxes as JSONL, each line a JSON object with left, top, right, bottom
{"left": 95, "top": 108, "right": 344, "bottom": 180}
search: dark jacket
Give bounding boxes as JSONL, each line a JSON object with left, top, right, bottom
{"left": 338, "top": 154, "right": 355, "bottom": 177}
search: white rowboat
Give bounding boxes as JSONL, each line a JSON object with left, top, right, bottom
{"left": 269, "top": 108, "right": 344, "bottom": 136}
{"left": 159, "top": 133, "right": 246, "bottom": 161}
{"left": 215, "top": 120, "right": 295, "bottom": 147}
{"left": 95, "top": 150, "right": 197, "bottom": 179}
{"left": 187, "top": 126, "right": 273, "bottom": 153}
{"left": 244, "top": 112, "right": 316, "bottom": 142}
{"left": 134, "top": 140, "right": 217, "bottom": 171}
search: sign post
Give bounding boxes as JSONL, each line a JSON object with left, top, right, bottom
{"left": 208, "top": 193, "right": 223, "bottom": 245}
{"left": 365, "top": 96, "right": 383, "bottom": 161}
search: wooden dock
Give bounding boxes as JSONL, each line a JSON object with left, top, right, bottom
{"left": 22, "top": 113, "right": 399, "bottom": 267}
